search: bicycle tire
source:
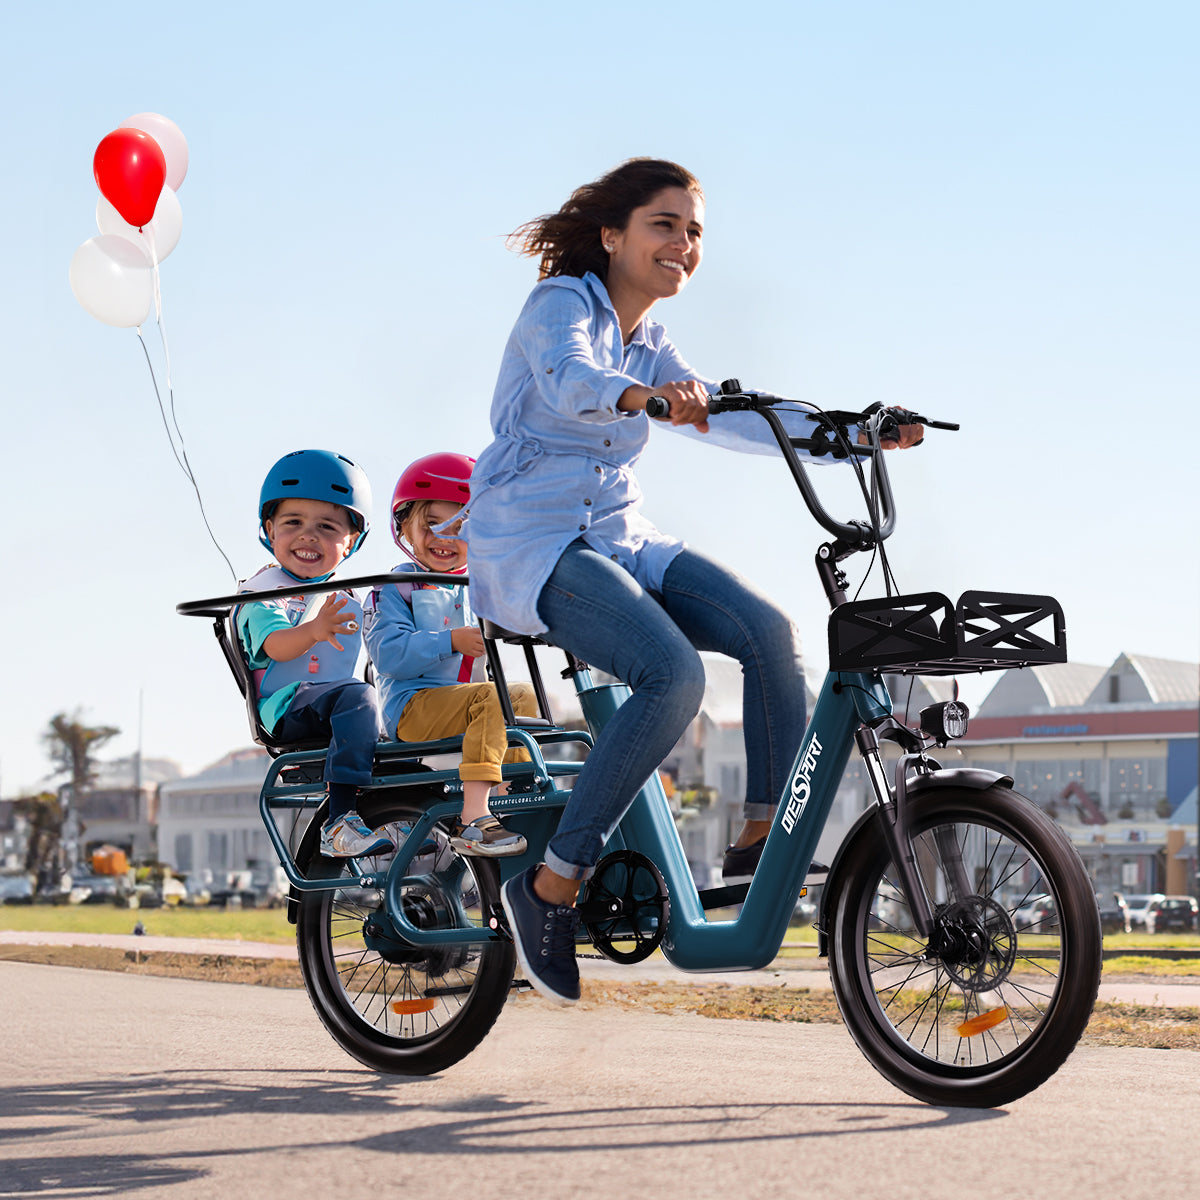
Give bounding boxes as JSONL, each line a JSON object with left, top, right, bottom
{"left": 826, "top": 784, "right": 1101, "bottom": 1108}
{"left": 294, "top": 787, "right": 515, "bottom": 1075}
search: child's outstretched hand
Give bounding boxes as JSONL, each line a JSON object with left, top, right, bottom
{"left": 310, "top": 593, "right": 359, "bottom": 652}
{"left": 451, "top": 625, "right": 486, "bottom": 659}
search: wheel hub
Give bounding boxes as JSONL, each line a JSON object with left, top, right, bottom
{"left": 362, "top": 888, "right": 468, "bottom": 973}
{"left": 926, "top": 895, "right": 1017, "bottom": 991}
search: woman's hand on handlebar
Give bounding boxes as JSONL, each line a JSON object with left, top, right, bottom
{"left": 624, "top": 381, "right": 710, "bottom": 432}
{"left": 858, "top": 407, "right": 926, "bottom": 450}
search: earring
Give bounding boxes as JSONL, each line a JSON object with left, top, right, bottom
{"left": 605, "top": 243, "right": 614, "bottom": 252}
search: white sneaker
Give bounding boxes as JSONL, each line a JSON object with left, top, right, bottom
{"left": 320, "top": 811, "right": 395, "bottom": 858}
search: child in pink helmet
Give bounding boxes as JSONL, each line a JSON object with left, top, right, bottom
{"left": 363, "top": 453, "right": 537, "bottom": 856}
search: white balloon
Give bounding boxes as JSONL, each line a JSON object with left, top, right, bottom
{"left": 121, "top": 112, "right": 188, "bottom": 191}
{"left": 96, "top": 186, "right": 183, "bottom": 262}
{"left": 69, "top": 234, "right": 154, "bottom": 328}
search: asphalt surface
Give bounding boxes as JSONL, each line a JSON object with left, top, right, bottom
{"left": 1, "top": 960, "right": 1198, "bottom": 1200}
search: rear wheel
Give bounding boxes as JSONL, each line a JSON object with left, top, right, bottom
{"left": 295, "top": 787, "right": 515, "bottom": 1074}
{"left": 827, "top": 785, "right": 1101, "bottom": 1108}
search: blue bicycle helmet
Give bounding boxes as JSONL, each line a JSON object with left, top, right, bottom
{"left": 258, "top": 449, "right": 371, "bottom": 555}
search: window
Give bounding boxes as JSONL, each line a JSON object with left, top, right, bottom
{"left": 719, "top": 764, "right": 743, "bottom": 806}
{"left": 1108, "top": 757, "right": 1167, "bottom": 816}
{"left": 174, "top": 833, "right": 193, "bottom": 872}
{"left": 207, "top": 832, "right": 229, "bottom": 871}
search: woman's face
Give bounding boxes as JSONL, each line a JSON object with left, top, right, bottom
{"left": 602, "top": 186, "right": 704, "bottom": 308}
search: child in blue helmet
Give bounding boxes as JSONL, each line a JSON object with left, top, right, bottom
{"left": 236, "top": 449, "right": 392, "bottom": 858}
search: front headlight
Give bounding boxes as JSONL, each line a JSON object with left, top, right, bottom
{"left": 920, "top": 699, "right": 970, "bottom": 745}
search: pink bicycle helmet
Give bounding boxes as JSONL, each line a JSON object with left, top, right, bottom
{"left": 391, "top": 452, "right": 475, "bottom": 549}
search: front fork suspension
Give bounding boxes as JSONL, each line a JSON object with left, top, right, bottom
{"left": 855, "top": 723, "right": 973, "bottom": 940}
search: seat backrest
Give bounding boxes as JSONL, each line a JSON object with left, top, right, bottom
{"left": 212, "top": 615, "right": 329, "bottom": 756}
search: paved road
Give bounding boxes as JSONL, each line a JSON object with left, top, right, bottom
{"left": 1, "top": 961, "right": 1197, "bottom": 1200}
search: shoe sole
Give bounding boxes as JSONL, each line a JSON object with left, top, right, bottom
{"left": 500, "top": 876, "right": 578, "bottom": 1007}
{"left": 450, "top": 836, "right": 529, "bottom": 858}
{"left": 320, "top": 840, "right": 395, "bottom": 859}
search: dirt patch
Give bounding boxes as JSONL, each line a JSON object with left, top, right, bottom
{"left": 4, "top": 944, "right": 1197, "bottom": 1050}
{"left": 1082, "top": 1002, "right": 1200, "bottom": 1050}
{"left": 0, "top": 944, "right": 303, "bottom": 989}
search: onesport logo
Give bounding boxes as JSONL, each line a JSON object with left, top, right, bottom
{"left": 781, "top": 733, "right": 823, "bottom": 834}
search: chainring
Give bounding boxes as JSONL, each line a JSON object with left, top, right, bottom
{"left": 578, "top": 849, "right": 669, "bottom": 964}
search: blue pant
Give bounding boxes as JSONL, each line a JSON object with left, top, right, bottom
{"left": 535, "top": 541, "right": 807, "bottom": 880}
{"left": 276, "top": 680, "right": 382, "bottom": 819}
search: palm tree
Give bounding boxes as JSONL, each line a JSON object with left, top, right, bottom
{"left": 40, "top": 710, "right": 120, "bottom": 879}
{"left": 43, "top": 710, "right": 120, "bottom": 800}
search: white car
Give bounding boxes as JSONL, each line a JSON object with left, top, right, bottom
{"left": 1120, "top": 893, "right": 1164, "bottom": 933}
{"left": 1014, "top": 894, "right": 1057, "bottom": 932}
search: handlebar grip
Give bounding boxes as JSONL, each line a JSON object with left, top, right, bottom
{"left": 647, "top": 393, "right": 742, "bottom": 419}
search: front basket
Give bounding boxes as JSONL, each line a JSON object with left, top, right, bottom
{"left": 828, "top": 590, "right": 1067, "bottom": 675}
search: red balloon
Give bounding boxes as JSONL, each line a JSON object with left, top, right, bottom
{"left": 93, "top": 128, "right": 167, "bottom": 229}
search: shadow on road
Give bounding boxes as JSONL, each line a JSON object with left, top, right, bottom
{"left": 0, "top": 1067, "right": 1006, "bottom": 1194}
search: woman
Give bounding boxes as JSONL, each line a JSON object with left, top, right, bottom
{"left": 468, "top": 159, "right": 916, "bottom": 1004}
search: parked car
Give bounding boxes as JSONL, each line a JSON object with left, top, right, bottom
{"left": 0, "top": 873, "right": 34, "bottom": 904}
{"left": 1120, "top": 893, "right": 1164, "bottom": 933}
{"left": 1014, "top": 894, "right": 1057, "bottom": 932}
{"left": 180, "top": 876, "right": 212, "bottom": 907}
{"left": 67, "top": 872, "right": 119, "bottom": 905}
{"left": 1144, "top": 895, "right": 1199, "bottom": 935}
{"left": 1096, "top": 892, "right": 1129, "bottom": 935}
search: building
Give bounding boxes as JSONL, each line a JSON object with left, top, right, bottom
{"left": 941, "top": 653, "right": 1198, "bottom": 898}
{"left": 71, "top": 755, "right": 181, "bottom": 864}
{"left": 156, "top": 748, "right": 279, "bottom": 882}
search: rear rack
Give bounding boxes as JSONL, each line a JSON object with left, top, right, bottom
{"left": 828, "top": 590, "right": 1067, "bottom": 676}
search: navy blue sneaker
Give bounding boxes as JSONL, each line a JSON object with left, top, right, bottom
{"left": 501, "top": 865, "right": 580, "bottom": 1005}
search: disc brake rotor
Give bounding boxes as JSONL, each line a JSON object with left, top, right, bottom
{"left": 927, "top": 895, "right": 1017, "bottom": 991}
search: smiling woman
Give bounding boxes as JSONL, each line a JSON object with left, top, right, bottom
{"left": 464, "top": 158, "right": 819, "bottom": 1006}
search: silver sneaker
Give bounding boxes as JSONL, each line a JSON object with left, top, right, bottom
{"left": 449, "top": 815, "right": 527, "bottom": 857}
{"left": 320, "top": 810, "right": 395, "bottom": 858}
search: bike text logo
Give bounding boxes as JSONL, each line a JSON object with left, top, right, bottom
{"left": 782, "top": 734, "right": 823, "bottom": 834}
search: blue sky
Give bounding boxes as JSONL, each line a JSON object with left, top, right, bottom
{"left": 1, "top": 1, "right": 1195, "bottom": 794}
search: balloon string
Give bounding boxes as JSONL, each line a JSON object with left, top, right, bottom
{"left": 136, "top": 321, "right": 237, "bottom": 584}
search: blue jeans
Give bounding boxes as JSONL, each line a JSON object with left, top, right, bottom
{"left": 535, "top": 541, "right": 807, "bottom": 880}
{"left": 276, "top": 680, "right": 382, "bottom": 818}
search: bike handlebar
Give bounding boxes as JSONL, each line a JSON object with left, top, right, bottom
{"left": 647, "top": 383, "right": 958, "bottom": 551}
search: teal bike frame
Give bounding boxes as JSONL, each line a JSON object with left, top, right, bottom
{"left": 279, "top": 659, "right": 891, "bottom": 968}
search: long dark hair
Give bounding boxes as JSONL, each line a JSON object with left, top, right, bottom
{"left": 509, "top": 158, "right": 703, "bottom": 282}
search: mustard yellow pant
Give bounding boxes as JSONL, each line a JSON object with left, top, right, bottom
{"left": 394, "top": 682, "right": 538, "bottom": 783}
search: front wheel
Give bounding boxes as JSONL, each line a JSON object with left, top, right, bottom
{"left": 826, "top": 785, "right": 1101, "bottom": 1108}
{"left": 294, "top": 788, "right": 515, "bottom": 1074}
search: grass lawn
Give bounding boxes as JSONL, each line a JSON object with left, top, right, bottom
{"left": 0, "top": 904, "right": 295, "bottom": 944}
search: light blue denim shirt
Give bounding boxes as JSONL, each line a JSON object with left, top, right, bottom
{"left": 467, "top": 272, "right": 840, "bottom": 635}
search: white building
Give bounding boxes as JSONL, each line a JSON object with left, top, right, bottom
{"left": 156, "top": 748, "right": 278, "bottom": 880}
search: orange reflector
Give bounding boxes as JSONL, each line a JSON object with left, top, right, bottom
{"left": 391, "top": 998, "right": 438, "bottom": 1015}
{"left": 956, "top": 1007, "right": 1010, "bottom": 1037}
